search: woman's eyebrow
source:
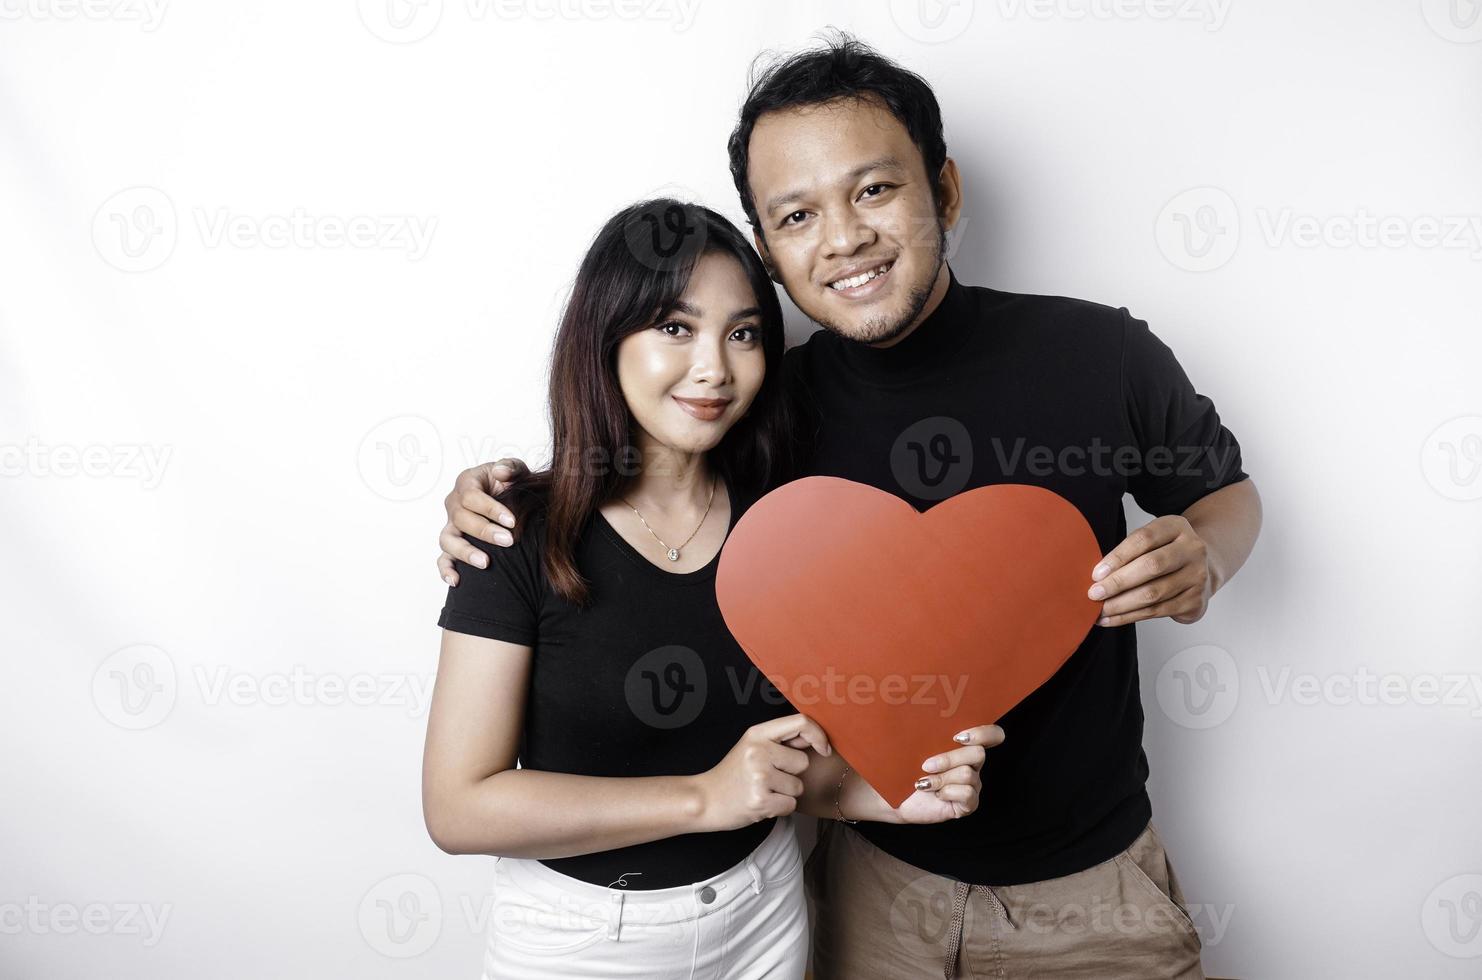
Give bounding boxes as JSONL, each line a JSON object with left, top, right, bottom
{"left": 668, "top": 300, "right": 763, "bottom": 322}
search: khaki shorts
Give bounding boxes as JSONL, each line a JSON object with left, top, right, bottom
{"left": 805, "top": 819, "right": 1205, "bottom": 980}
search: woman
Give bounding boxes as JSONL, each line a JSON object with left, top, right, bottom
{"left": 422, "top": 199, "right": 994, "bottom": 979}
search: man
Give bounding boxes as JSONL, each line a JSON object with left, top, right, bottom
{"left": 438, "top": 34, "right": 1260, "bottom": 979}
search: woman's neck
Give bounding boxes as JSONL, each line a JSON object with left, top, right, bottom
{"left": 619, "top": 443, "right": 716, "bottom": 516}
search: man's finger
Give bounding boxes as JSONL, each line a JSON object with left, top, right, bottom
{"left": 451, "top": 503, "right": 513, "bottom": 548}
{"left": 493, "top": 456, "right": 530, "bottom": 479}
{"left": 1098, "top": 583, "right": 1204, "bottom": 628}
{"left": 1089, "top": 517, "right": 1182, "bottom": 587}
{"left": 1091, "top": 539, "right": 1188, "bottom": 601}
{"left": 1097, "top": 566, "right": 1200, "bottom": 618}
{"left": 440, "top": 527, "right": 493, "bottom": 571}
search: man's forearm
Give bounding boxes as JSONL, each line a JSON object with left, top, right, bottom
{"left": 1182, "top": 478, "right": 1262, "bottom": 594}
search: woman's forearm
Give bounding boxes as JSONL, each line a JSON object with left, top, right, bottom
{"left": 796, "top": 750, "right": 902, "bottom": 824}
{"left": 426, "top": 769, "right": 709, "bottom": 858}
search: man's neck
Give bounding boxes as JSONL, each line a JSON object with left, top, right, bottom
{"left": 866, "top": 263, "right": 952, "bottom": 350}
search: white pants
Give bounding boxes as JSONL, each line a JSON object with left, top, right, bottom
{"left": 480, "top": 815, "right": 808, "bottom": 980}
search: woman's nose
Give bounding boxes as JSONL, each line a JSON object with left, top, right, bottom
{"left": 688, "top": 335, "right": 729, "bottom": 384}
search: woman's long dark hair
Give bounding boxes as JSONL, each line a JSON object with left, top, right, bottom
{"left": 505, "top": 198, "right": 796, "bottom": 606}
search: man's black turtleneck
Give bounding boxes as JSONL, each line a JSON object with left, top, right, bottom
{"left": 782, "top": 266, "right": 1247, "bottom": 886}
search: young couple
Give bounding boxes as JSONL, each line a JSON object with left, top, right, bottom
{"left": 423, "top": 33, "right": 1261, "bottom": 980}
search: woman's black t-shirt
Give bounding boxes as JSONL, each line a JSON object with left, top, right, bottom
{"left": 436, "top": 482, "right": 794, "bottom": 889}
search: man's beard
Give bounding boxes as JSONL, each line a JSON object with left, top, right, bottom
{"left": 808, "top": 219, "right": 947, "bottom": 347}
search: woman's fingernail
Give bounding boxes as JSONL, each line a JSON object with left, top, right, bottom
{"left": 914, "top": 777, "right": 932, "bottom": 790}
{"left": 953, "top": 731, "right": 972, "bottom": 743}
{"left": 498, "top": 514, "right": 516, "bottom": 528}
{"left": 443, "top": 575, "right": 454, "bottom": 586}
{"left": 494, "top": 532, "right": 512, "bottom": 546}
{"left": 922, "top": 756, "right": 942, "bottom": 772}
{"left": 470, "top": 553, "right": 488, "bottom": 568}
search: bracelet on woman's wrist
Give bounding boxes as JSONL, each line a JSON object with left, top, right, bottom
{"left": 833, "top": 764, "right": 859, "bottom": 824}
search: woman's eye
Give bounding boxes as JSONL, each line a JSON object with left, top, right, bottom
{"left": 656, "top": 321, "right": 689, "bottom": 337}
{"left": 731, "top": 325, "right": 759, "bottom": 343}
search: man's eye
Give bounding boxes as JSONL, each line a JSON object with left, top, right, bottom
{"left": 782, "top": 210, "right": 808, "bottom": 227}
{"left": 862, "top": 183, "right": 891, "bottom": 198}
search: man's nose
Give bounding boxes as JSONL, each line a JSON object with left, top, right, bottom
{"left": 821, "top": 208, "right": 876, "bottom": 258}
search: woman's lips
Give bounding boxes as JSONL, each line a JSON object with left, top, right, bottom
{"left": 673, "top": 396, "right": 731, "bottom": 421}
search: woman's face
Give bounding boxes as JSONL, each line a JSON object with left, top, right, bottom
{"left": 615, "top": 250, "right": 768, "bottom": 458}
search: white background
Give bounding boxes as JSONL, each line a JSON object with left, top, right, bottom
{"left": 3, "top": 1, "right": 1480, "bottom": 977}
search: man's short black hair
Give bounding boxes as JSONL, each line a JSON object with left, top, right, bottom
{"left": 726, "top": 31, "right": 948, "bottom": 234}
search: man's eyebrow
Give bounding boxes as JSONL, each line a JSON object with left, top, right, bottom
{"left": 762, "top": 157, "right": 906, "bottom": 217}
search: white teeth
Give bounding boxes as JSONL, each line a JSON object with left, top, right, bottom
{"left": 829, "top": 262, "right": 892, "bottom": 291}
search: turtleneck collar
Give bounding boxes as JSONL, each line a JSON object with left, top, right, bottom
{"left": 832, "top": 265, "right": 973, "bottom": 385}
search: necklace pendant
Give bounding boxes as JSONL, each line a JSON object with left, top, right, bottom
{"left": 665, "top": 548, "right": 680, "bottom": 562}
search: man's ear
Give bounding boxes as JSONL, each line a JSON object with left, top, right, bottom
{"left": 937, "top": 157, "right": 965, "bottom": 232}
{"left": 752, "top": 228, "right": 782, "bottom": 284}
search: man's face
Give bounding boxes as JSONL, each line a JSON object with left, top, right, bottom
{"left": 746, "top": 95, "right": 955, "bottom": 345}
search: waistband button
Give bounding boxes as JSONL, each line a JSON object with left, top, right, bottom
{"left": 698, "top": 885, "right": 716, "bottom": 904}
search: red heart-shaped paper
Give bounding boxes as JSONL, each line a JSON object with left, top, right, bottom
{"left": 716, "top": 477, "right": 1103, "bottom": 808}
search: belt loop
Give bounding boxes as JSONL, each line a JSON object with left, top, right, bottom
{"left": 943, "top": 880, "right": 969, "bottom": 980}
{"left": 746, "top": 856, "right": 763, "bottom": 895}
{"left": 606, "top": 890, "right": 624, "bottom": 941}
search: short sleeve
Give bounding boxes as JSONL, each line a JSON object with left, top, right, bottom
{"left": 436, "top": 520, "right": 546, "bottom": 646}
{"left": 1120, "top": 309, "right": 1249, "bottom": 516}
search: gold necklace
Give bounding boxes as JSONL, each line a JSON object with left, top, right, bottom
{"left": 621, "top": 475, "right": 718, "bottom": 562}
